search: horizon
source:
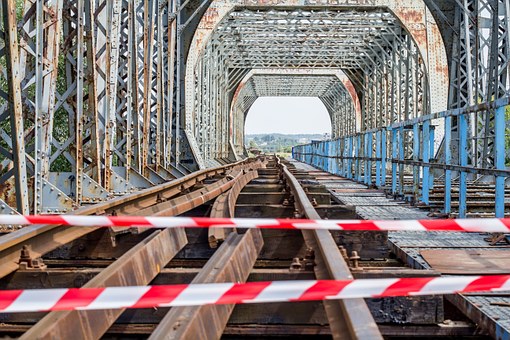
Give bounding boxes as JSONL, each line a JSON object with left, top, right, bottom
{"left": 244, "top": 97, "right": 332, "bottom": 135}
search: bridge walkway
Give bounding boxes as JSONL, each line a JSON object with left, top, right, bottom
{"left": 290, "top": 158, "right": 510, "bottom": 339}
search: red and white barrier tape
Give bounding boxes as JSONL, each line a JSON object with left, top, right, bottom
{"left": 2, "top": 215, "right": 510, "bottom": 233}
{"left": 1, "top": 275, "right": 509, "bottom": 313}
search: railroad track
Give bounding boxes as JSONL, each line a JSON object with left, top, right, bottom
{"left": 0, "top": 155, "right": 385, "bottom": 339}
{"left": 277, "top": 157, "right": 381, "bottom": 339}
{"left": 0, "top": 157, "right": 262, "bottom": 338}
{"left": 0, "top": 156, "right": 485, "bottom": 339}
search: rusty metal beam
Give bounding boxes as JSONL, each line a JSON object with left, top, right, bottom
{"left": 0, "top": 160, "right": 253, "bottom": 279}
{"left": 280, "top": 159, "right": 382, "bottom": 340}
{"left": 209, "top": 162, "right": 262, "bottom": 247}
{"left": 1, "top": 0, "right": 29, "bottom": 214}
{"left": 134, "top": 165, "right": 257, "bottom": 217}
{"left": 148, "top": 162, "right": 263, "bottom": 339}
{"left": 20, "top": 228, "right": 187, "bottom": 339}
{"left": 14, "top": 160, "right": 260, "bottom": 338}
{"left": 18, "top": 162, "right": 258, "bottom": 338}
{"left": 149, "top": 229, "right": 263, "bottom": 339}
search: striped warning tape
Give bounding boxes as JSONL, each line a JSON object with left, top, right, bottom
{"left": 1, "top": 275, "right": 509, "bottom": 313}
{"left": 1, "top": 215, "right": 510, "bottom": 233}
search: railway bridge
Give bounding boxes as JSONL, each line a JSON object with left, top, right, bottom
{"left": 0, "top": 0, "right": 506, "bottom": 217}
{"left": 0, "top": 0, "right": 509, "bottom": 338}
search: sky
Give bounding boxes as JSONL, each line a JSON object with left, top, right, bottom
{"left": 244, "top": 97, "right": 331, "bottom": 135}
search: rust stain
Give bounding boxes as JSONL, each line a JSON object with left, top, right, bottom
{"left": 393, "top": 8, "right": 427, "bottom": 44}
{"left": 341, "top": 78, "right": 361, "bottom": 116}
{"left": 0, "top": 180, "right": 15, "bottom": 207}
{"left": 435, "top": 63, "right": 449, "bottom": 77}
{"left": 399, "top": 9, "right": 423, "bottom": 24}
{"left": 202, "top": 8, "right": 219, "bottom": 28}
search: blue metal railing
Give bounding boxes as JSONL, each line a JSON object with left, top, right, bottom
{"left": 293, "top": 97, "right": 510, "bottom": 218}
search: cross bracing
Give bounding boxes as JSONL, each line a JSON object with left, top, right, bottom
{"left": 189, "top": 7, "right": 432, "bottom": 166}
{"left": 249, "top": 75, "right": 339, "bottom": 97}
{"left": 228, "top": 72, "right": 358, "bottom": 155}
{"left": 211, "top": 9, "right": 403, "bottom": 69}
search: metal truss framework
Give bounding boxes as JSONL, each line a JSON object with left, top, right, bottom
{"left": 0, "top": 0, "right": 185, "bottom": 214}
{"left": 228, "top": 72, "right": 359, "bottom": 157}
{"left": 186, "top": 1, "right": 449, "bottom": 167}
{"left": 0, "top": 0, "right": 507, "bottom": 215}
{"left": 448, "top": 0, "right": 510, "bottom": 169}
{"left": 295, "top": 0, "right": 510, "bottom": 218}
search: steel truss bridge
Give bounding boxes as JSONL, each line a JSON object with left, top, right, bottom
{"left": 0, "top": 0, "right": 507, "bottom": 218}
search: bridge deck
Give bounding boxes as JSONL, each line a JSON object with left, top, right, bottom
{"left": 290, "top": 158, "right": 510, "bottom": 339}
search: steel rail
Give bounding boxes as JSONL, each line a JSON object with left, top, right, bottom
{"left": 208, "top": 161, "right": 264, "bottom": 247}
{"left": 149, "top": 230, "right": 263, "bottom": 339}
{"left": 0, "top": 159, "right": 257, "bottom": 279}
{"left": 278, "top": 157, "right": 382, "bottom": 340}
{"left": 21, "top": 160, "right": 263, "bottom": 339}
{"left": 20, "top": 228, "right": 187, "bottom": 340}
{"left": 149, "top": 162, "right": 265, "bottom": 338}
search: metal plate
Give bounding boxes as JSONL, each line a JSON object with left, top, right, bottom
{"left": 357, "top": 206, "right": 430, "bottom": 220}
{"left": 389, "top": 231, "right": 494, "bottom": 248}
{"left": 421, "top": 249, "right": 510, "bottom": 274}
{"left": 335, "top": 196, "right": 400, "bottom": 206}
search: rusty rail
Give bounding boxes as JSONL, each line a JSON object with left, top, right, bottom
{"left": 209, "top": 160, "right": 265, "bottom": 247}
{"left": 150, "top": 229, "right": 263, "bottom": 339}
{"left": 149, "top": 160, "right": 265, "bottom": 339}
{"left": 0, "top": 158, "right": 258, "bottom": 279}
{"left": 278, "top": 157, "right": 382, "bottom": 340}
{"left": 19, "top": 159, "right": 263, "bottom": 339}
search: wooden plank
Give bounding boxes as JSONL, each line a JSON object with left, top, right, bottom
{"left": 235, "top": 205, "right": 357, "bottom": 219}
{"left": 421, "top": 249, "right": 510, "bottom": 274}
{"left": 0, "top": 322, "right": 482, "bottom": 337}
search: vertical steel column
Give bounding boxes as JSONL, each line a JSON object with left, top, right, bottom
{"left": 375, "top": 131, "right": 381, "bottom": 186}
{"left": 391, "top": 128, "right": 398, "bottom": 195}
{"left": 422, "top": 120, "right": 431, "bottom": 205}
{"left": 398, "top": 126, "right": 404, "bottom": 196}
{"left": 141, "top": 0, "right": 156, "bottom": 174}
{"left": 347, "top": 136, "right": 353, "bottom": 179}
{"left": 494, "top": 105, "right": 506, "bottom": 217}
{"left": 165, "top": 0, "right": 176, "bottom": 168}
{"left": 381, "top": 128, "right": 387, "bottom": 186}
{"left": 33, "top": 0, "right": 64, "bottom": 213}
{"left": 458, "top": 113, "right": 468, "bottom": 218}
{"left": 355, "top": 134, "right": 361, "bottom": 182}
{"left": 84, "top": 0, "right": 101, "bottom": 186}
{"left": 444, "top": 116, "right": 452, "bottom": 214}
{"left": 428, "top": 125, "right": 435, "bottom": 198}
{"left": 174, "top": 0, "right": 182, "bottom": 166}
{"left": 367, "top": 132, "right": 373, "bottom": 185}
{"left": 1, "top": 0, "right": 29, "bottom": 214}
{"left": 75, "top": 0, "right": 86, "bottom": 204}
{"left": 364, "top": 133, "right": 369, "bottom": 184}
{"left": 412, "top": 122, "right": 420, "bottom": 200}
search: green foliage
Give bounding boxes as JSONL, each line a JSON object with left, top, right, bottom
{"left": 16, "top": 0, "right": 24, "bottom": 20}
{"left": 246, "top": 133, "right": 325, "bottom": 154}
{"left": 50, "top": 52, "right": 73, "bottom": 172}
